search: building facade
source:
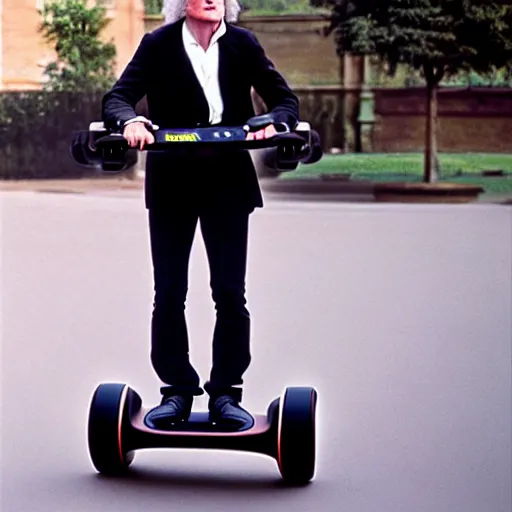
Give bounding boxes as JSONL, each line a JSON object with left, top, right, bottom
{"left": 0, "top": 0, "right": 146, "bottom": 90}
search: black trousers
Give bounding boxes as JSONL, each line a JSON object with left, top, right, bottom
{"left": 148, "top": 205, "right": 251, "bottom": 402}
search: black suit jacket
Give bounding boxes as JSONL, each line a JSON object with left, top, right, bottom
{"left": 102, "top": 18, "right": 300, "bottom": 211}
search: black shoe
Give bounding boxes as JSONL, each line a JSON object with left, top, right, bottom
{"left": 208, "top": 395, "right": 254, "bottom": 430}
{"left": 145, "top": 394, "right": 193, "bottom": 430}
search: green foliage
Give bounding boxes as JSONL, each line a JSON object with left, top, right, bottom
{"left": 313, "top": 0, "right": 512, "bottom": 86}
{"left": 443, "top": 68, "right": 512, "bottom": 87}
{"left": 38, "top": 0, "right": 117, "bottom": 92}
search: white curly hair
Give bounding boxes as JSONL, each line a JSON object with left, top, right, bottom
{"left": 162, "top": 0, "right": 242, "bottom": 24}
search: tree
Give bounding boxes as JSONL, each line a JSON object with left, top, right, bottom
{"left": 312, "top": 0, "right": 512, "bottom": 182}
{"left": 38, "top": 0, "right": 117, "bottom": 93}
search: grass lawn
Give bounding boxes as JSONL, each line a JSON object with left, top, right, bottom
{"left": 283, "top": 153, "right": 512, "bottom": 196}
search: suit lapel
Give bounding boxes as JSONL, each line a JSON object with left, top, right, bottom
{"left": 169, "top": 19, "right": 210, "bottom": 121}
{"left": 217, "top": 26, "right": 243, "bottom": 124}
{"left": 217, "top": 38, "right": 230, "bottom": 120}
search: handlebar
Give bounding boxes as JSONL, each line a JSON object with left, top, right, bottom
{"left": 71, "top": 120, "right": 323, "bottom": 173}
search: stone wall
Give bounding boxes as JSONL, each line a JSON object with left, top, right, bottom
{"left": 372, "top": 87, "right": 512, "bottom": 153}
{"left": 1, "top": 0, "right": 146, "bottom": 90}
{"left": 273, "top": 86, "right": 512, "bottom": 153}
{"left": 144, "top": 14, "right": 341, "bottom": 86}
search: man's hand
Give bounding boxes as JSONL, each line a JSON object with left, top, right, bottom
{"left": 123, "top": 121, "right": 155, "bottom": 149}
{"left": 246, "top": 124, "right": 277, "bottom": 141}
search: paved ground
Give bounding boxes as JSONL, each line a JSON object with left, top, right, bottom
{"left": 1, "top": 188, "right": 511, "bottom": 512}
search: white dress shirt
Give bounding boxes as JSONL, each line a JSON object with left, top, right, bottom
{"left": 182, "top": 19, "right": 225, "bottom": 124}
{"left": 125, "top": 19, "right": 226, "bottom": 128}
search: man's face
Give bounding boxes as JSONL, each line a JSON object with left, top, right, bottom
{"left": 185, "top": 0, "right": 225, "bottom": 23}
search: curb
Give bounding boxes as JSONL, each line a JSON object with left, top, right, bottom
{"left": 260, "top": 177, "right": 512, "bottom": 205}
{"left": 0, "top": 177, "right": 144, "bottom": 195}
{"left": 2, "top": 177, "right": 511, "bottom": 205}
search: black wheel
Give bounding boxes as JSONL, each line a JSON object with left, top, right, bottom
{"left": 277, "top": 386, "right": 317, "bottom": 485}
{"left": 87, "top": 382, "right": 135, "bottom": 475}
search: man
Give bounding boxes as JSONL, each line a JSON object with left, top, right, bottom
{"left": 101, "top": 0, "right": 299, "bottom": 429}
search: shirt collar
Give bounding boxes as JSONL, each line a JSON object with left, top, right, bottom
{"left": 183, "top": 18, "right": 226, "bottom": 49}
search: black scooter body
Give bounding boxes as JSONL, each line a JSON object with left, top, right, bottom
{"left": 70, "top": 121, "right": 323, "bottom": 173}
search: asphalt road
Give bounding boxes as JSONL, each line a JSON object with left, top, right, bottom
{"left": 2, "top": 190, "right": 511, "bottom": 512}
